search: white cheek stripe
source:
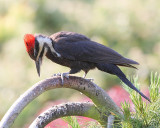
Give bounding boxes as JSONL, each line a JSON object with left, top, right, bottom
{"left": 47, "top": 41, "right": 61, "bottom": 57}
{"left": 36, "top": 36, "right": 61, "bottom": 60}
{"left": 36, "top": 44, "right": 43, "bottom": 61}
{"left": 41, "top": 47, "right": 48, "bottom": 64}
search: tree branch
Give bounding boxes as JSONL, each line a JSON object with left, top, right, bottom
{"left": 0, "top": 76, "right": 123, "bottom": 128}
{"left": 29, "top": 102, "right": 102, "bottom": 128}
{"left": 107, "top": 114, "right": 115, "bottom": 128}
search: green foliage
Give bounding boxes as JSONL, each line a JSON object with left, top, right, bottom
{"left": 62, "top": 116, "right": 101, "bottom": 128}
{"left": 121, "top": 102, "right": 144, "bottom": 128}
{"left": 149, "top": 72, "right": 160, "bottom": 102}
{"left": 86, "top": 122, "right": 101, "bottom": 128}
{"left": 121, "top": 73, "right": 160, "bottom": 128}
{"left": 63, "top": 116, "right": 81, "bottom": 128}
{"left": 121, "top": 102, "right": 133, "bottom": 128}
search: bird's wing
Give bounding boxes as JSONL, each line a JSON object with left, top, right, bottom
{"left": 50, "top": 32, "right": 139, "bottom": 65}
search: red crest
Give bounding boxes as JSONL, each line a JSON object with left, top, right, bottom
{"left": 24, "top": 34, "right": 36, "bottom": 60}
{"left": 24, "top": 34, "right": 35, "bottom": 53}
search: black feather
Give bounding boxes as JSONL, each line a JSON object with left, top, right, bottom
{"left": 51, "top": 32, "right": 139, "bottom": 66}
{"left": 44, "top": 31, "right": 150, "bottom": 102}
{"left": 96, "top": 63, "right": 150, "bottom": 102}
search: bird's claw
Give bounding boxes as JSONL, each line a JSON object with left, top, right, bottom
{"left": 83, "top": 74, "right": 86, "bottom": 78}
{"left": 85, "top": 78, "right": 94, "bottom": 82}
{"left": 61, "top": 72, "right": 69, "bottom": 85}
{"left": 52, "top": 72, "right": 61, "bottom": 77}
{"left": 52, "top": 72, "right": 69, "bottom": 85}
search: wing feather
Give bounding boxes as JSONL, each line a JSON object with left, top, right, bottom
{"left": 50, "top": 32, "right": 139, "bottom": 66}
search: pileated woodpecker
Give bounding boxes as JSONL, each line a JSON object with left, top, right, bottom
{"left": 24, "top": 31, "right": 150, "bottom": 102}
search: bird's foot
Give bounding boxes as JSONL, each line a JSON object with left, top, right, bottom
{"left": 61, "top": 72, "right": 69, "bottom": 85}
{"left": 85, "top": 78, "right": 94, "bottom": 82}
{"left": 52, "top": 72, "right": 69, "bottom": 85}
{"left": 52, "top": 72, "right": 61, "bottom": 77}
{"left": 82, "top": 73, "right": 94, "bottom": 82}
{"left": 83, "top": 74, "right": 87, "bottom": 78}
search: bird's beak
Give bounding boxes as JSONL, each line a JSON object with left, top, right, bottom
{"left": 35, "top": 58, "right": 41, "bottom": 77}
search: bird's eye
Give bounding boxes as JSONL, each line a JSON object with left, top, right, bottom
{"left": 26, "top": 42, "right": 29, "bottom": 46}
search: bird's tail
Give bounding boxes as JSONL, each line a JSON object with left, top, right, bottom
{"left": 96, "top": 63, "right": 150, "bottom": 102}
{"left": 117, "top": 74, "right": 151, "bottom": 102}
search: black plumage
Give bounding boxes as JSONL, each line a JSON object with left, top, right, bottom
{"left": 44, "top": 31, "right": 150, "bottom": 102}
{"left": 49, "top": 32, "right": 138, "bottom": 68}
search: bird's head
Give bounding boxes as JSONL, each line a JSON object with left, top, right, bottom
{"left": 24, "top": 34, "right": 54, "bottom": 76}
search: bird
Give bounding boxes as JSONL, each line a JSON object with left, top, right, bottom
{"left": 24, "top": 31, "right": 150, "bottom": 102}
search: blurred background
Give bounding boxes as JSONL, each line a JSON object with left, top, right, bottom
{"left": 0, "top": 0, "right": 160, "bottom": 127}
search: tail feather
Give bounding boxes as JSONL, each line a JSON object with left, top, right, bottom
{"left": 118, "top": 75, "right": 151, "bottom": 102}
{"left": 121, "top": 58, "right": 139, "bottom": 65}
{"left": 117, "top": 63, "right": 138, "bottom": 69}
{"left": 96, "top": 63, "right": 150, "bottom": 102}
